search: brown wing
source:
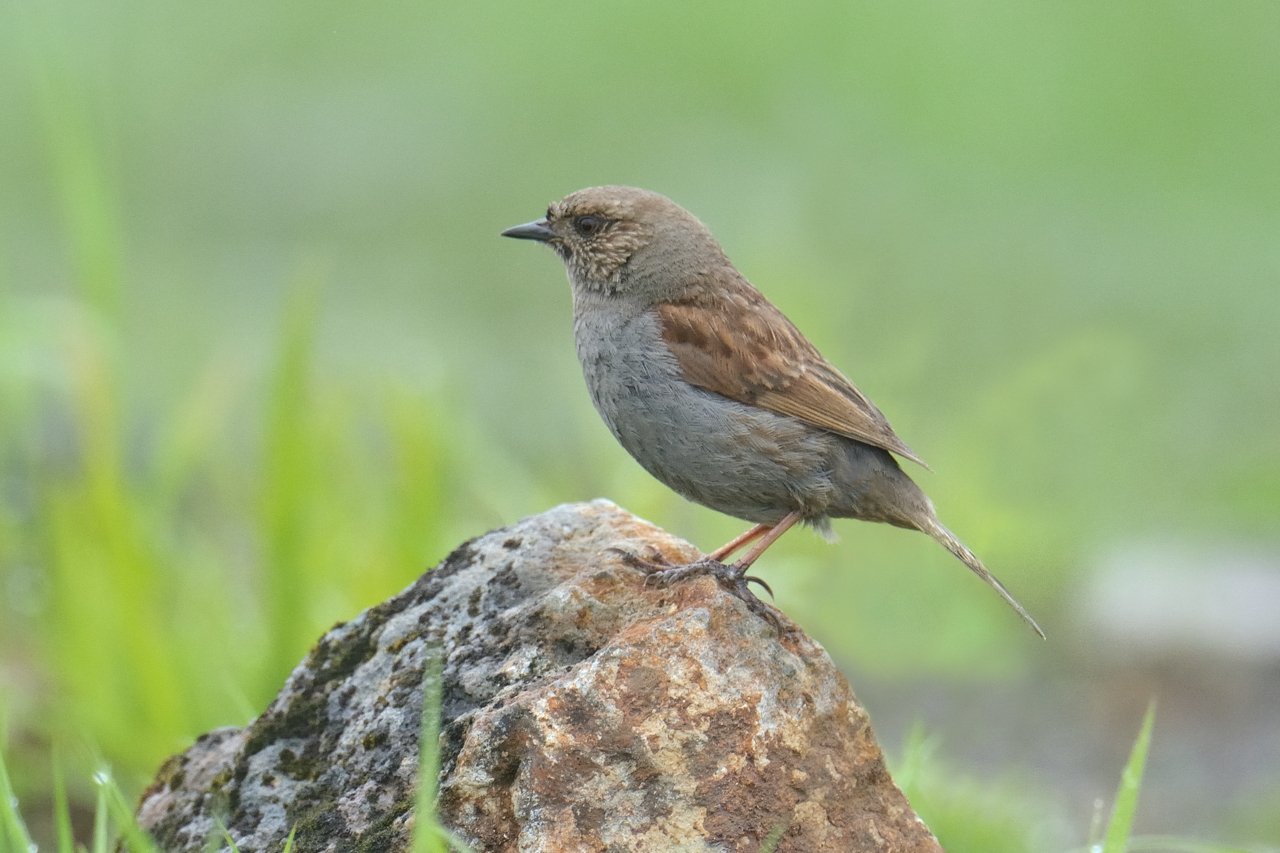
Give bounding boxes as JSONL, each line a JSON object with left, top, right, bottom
{"left": 655, "top": 270, "right": 927, "bottom": 467}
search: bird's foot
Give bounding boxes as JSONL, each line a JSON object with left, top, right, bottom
{"left": 608, "top": 549, "right": 783, "bottom": 633}
{"left": 606, "top": 546, "right": 672, "bottom": 573}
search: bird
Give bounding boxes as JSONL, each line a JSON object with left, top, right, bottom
{"left": 502, "top": 186, "right": 1043, "bottom": 638}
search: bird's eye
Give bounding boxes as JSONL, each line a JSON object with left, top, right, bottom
{"left": 573, "top": 215, "right": 605, "bottom": 237}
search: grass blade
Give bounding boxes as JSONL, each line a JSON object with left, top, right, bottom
{"left": 414, "top": 648, "right": 444, "bottom": 853}
{"left": 759, "top": 821, "right": 788, "bottom": 852}
{"left": 52, "top": 753, "right": 77, "bottom": 853}
{"left": 893, "top": 720, "right": 940, "bottom": 796}
{"left": 0, "top": 740, "right": 36, "bottom": 853}
{"left": 90, "top": 772, "right": 109, "bottom": 853}
{"left": 1101, "top": 701, "right": 1156, "bottom": 853}
{"left": 96, "top": 769, "right": 163, "bottom": 853}
{"left": 217, "top": 819, "right": 241, "bottom": 853}
{"left": 412, "top": 648, "right": 475, "bottom": 853}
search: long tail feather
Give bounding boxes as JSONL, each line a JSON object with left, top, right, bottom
{"left": 918, "top": 516, "right": 1046, "bottom": 639}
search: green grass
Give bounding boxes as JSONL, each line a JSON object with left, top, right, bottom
{"left": 893, "top": 724, "right": 1049, "bottom": 853}
{"left": 1099, "top": 703, "right": 1157, "bottom": 853}
{"left": 892, "top": 709, "right": 1277, "bottom": 853}
{"left": 6, "top": 292, "right": 462, "bottom": 782}
{"left": 413, "top": 650, "right": 476, "bottom": 853}
{"left": 1, "top": 721, "right": 37, "bottom": 853}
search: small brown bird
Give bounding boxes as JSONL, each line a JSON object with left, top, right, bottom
{"left": 503, "top": 186, "right": 1043, "bottom": 638}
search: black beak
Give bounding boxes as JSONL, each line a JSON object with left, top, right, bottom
{"left": 501, "top": 219, "right": 555, "bottom": 242}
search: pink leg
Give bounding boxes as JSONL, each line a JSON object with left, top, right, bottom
{"left": 733, "top": 511, "right": 803, "bottom": 570}
{"left": 707, "top": 524, "right": 770, "bottom": 562}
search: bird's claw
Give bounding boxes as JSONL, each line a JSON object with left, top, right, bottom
{"left": 623, "top": 556, "right": 785, "bottom": 633}
{"left": 728, "top": 573, "right": 784, "bottom": 634}
{"left": 606, "top": 546, "right": 671, "bottom": 573}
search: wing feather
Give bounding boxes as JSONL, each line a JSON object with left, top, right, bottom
{"left": 656, "top": 271, "right": 927, "bottom": 467}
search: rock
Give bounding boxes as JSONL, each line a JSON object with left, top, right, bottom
{"left": 137, "top": 501, "right": 942, "bottom": 853}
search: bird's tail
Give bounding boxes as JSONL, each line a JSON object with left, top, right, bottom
{"left": 917, "top": 515, "right": 1046, "bottom": 640}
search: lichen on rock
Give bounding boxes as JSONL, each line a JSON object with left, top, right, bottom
{"left": 137, "top": 500, "right": 942, "bottom": 852}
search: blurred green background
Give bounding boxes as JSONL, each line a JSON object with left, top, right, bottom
{"left": 1, "top": 0, "right": 1278, "bottom": 850}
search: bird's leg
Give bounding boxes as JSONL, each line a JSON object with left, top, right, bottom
{"left": 706, "top": 523, "right": 770, "bottom": 562}
{"left": 731, "top": 512, "right": 801, "bottom": 571}
{"left": 623, "top": 512, "right": 804, "bottom": 632}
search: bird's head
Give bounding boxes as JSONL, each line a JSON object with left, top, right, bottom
{"left": 502, "top": 186, "right": 726, "bottom": 298}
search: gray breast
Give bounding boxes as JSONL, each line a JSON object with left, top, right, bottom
{"left": 571, "top": 296, "right": 845, "bottom": 525}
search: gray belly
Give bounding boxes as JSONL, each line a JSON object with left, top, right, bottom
{"left": 574, "top": 306, "right": 848, "bottom": 525}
